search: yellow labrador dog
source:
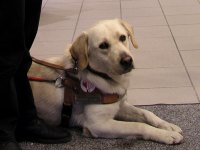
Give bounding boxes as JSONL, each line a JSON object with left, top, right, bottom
{"left": 28, "top": 19, "right": 183, "bottom": 144}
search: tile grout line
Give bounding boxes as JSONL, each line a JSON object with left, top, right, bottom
{"left": 158, "top": 0, "right": 200, "bottom": 103}
{"left": 120, "top": 0, "right": 122, "bottom": 19}
{"left": 71, "top": 0, "right": 85, "bottom": 42}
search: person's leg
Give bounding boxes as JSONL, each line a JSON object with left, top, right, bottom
{"left": 15, "top": 0, "right": 71, "bottom": 144}
{"left": 14, "top": 52, "right": 37, "bottom": 123}
{"left": 0, "top": 77, "right": 19, "bottom": 143}
{"left": 0, "top": 0, "right": 26, "bottom": 144}
{"left": 15, "top": 0, "right": 41, "bottom": 123}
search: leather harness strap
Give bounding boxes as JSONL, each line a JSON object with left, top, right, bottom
{"left": 30, "top": 57, "right": 120, "bottom": 127}
{"left": 62, "top": 74, "right": 119, "bottom": 105}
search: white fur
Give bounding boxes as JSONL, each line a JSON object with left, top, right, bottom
{"left": 29, "top": 19, "right": 183, "bottom": 144}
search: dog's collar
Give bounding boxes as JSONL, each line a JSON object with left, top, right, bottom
{"left": 87, "top": 65, "right": 113, "bottom": 80}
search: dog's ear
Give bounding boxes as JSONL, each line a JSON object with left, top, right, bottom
{"left": 119, "top": 19, "right": 138, "bottom": 49}
{"left": 70, "top": 33, "right": 88, "bottom": 70}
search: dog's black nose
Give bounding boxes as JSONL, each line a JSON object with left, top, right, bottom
{"left": 120, "top": 54, "right": 134, "bottom": 70}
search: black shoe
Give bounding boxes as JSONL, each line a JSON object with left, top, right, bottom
{"left": 0, "top": 142, "right": 22, "bottom": 150}
{"left": 16, "top": 118, "right": 71, "bottom": 144}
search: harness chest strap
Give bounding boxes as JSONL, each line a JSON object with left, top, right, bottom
{"left": 61, "top": 75, "right": 119, "bottom": 126}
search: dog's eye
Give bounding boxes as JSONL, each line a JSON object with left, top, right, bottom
{"left": 99, "top": 42, "right": 109, "bottom": 49}
{"left": 119, "top": 35, "right": 126, "bottom": 42}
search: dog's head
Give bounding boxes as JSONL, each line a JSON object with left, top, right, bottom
{"left": 70, "top": 19, "right": 138, "bottom": 76}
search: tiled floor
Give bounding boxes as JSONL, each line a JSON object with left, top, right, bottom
{"left": 31, "top": 0, "right": 200, "bottom": 105}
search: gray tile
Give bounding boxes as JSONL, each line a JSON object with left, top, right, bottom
{"left": 129, "top": 68, "right": 191, "bottom": 89}
{"left": 171, "top": 24, "right": 200, "bottom": 37}
{"left": 122, "top": 7, "right": 163, "bottom": 17}
{"left": 35, "top": 29, "right": 74, "bottom": 42}
{"left": 135, "top": 26, "right": 171, "bottom": 38}
{"left": 127, "top": 87, "right": 198, "bottom": 105}
{"left": 133, "top": 51, "right": 184, "bottom": 69}
{"left": 163, "top": 6, "right": 200, "bottom": 16}
{"left": 45, "top": 2, "right": 82, "bottom": 10}
{"left": 133, "top": 37, "right": 177, "bottom": 51}
{"left": 85, "top": 0, "right": 118, "bottom": 2}
{"left": 195, "top": 86, "right": 200, "bottom": 101}
{"left": 76, "top": 19, "right": 101, "bottom": 30}
{"left": 187, "top": 67, "right": 200, "bottom": 87}
{"left": 121, "top": 0, "right": 160, "bottom": 9}
{"left": 30, "top": 41, "right": 68, "bottom": 56}
{"left": 181, "top": 50, "right": 200, "bottom": 67}
{"left": 39, "top": 16, "right": 77, "bottom": 30}
{"left": 41, "top": 8, "right": 79, "bottom": 20}
{"left": 79, "top": 9, "right": 120, "bottom": 20}
{"left": 174, "top": 36, "right": 200, "bottom": 51}
{"left": 82, "top": 1, "right": 120, "bottom": 11}
{"left": 124, "top": 16, "right": 167, "bottom": 27}
{"left": 166, "top": 14, "right": 200, "bottom": 25}
{"left": 48, "top": 0, "right": 83, "bottom": 3}
{"left": 159, "top": 0, "right": 199, "bottom": 7}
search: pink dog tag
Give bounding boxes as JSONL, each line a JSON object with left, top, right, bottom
{"left": 80, "top": 79, "right": 96, "bottom": 93}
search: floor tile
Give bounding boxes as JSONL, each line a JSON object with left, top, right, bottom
{"left": 170, "top": 24, "right": 200, "bottom": 37}
{"left": 127, "top": 87, "right": 198, "bottom": 105}
{"left": 195, "top": 86, "right": 200, "bottom": 102}
{"left": 35, "top": 29, "right": 74, "bottom": 42}
{"left": 133, "top": 51, "right": 184, "bottom": 69}
{"left": 45, "top": 2, "right": 82, "bottom": 10}
{"left": 174, "top": 36, "right": 200, "bottom": 51}
{"left": 85, "top": 0, "right": 118, "bottom": 2}
{"left": 133, "top": 37, "right": 177, "bottom": 51}
{"left": 187, "top": 67, "right": 200, "bottom": 87}
{"left": 76, "top": 19, "right": 101, "bottom": 30}
{"left": 30, "top": 41, "right": 68, "bottom": 56}
{"left": 159, "top": 0, "right": 199, "bottom": 7}
{"left": 122, "top": 7, "right": 163, "bottom": 17}
{"left": 166, "top": 14, "right": 200, "bottom": 25}
{"left": 79, "top": 9, "right": 120, "bottom": 20}
{"left": 129, "top": 68, "right": 191, "bottom": 89}
{"left": 82, "top": 1, "right": 120, "bottom": 10}
{"left": 41, "top": 8, "right": 79, "bottom": 20}
{"left": 162, "top": 6, "right": 200, "bottom": 16}
{"left": 48, "top": 0, "right": 83, "bottom": 3}
{"left": 39, "top": 16, "right": 77, "bottom": 30}
{"left": 181, "top": 50, "right": 200, "bottom": 67}
{"left": 135, "top": 26, "right": 171, "bottom": 38}
{"left": 124, "top": 16, "right": 167, "bottom": 27}
{"left": 121, "top": 0, "right": 160, "bottom": 9}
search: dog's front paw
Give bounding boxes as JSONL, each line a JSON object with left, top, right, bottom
{"left": 158, "top": 121, "right": 183, "bottom": 134}
{"left": 158, "top": 131, "right": 184, "bottom": 145}
{"left": 83, "top": 127, "right": 93, "bottom": 137}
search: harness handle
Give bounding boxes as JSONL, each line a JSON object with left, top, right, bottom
{"left": 31, "top": 57, "right": 78, "bottom": 74}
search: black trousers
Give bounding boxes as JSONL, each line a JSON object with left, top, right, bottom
{"left": 0, "top": 0, "right": 42, "bottom": 142}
